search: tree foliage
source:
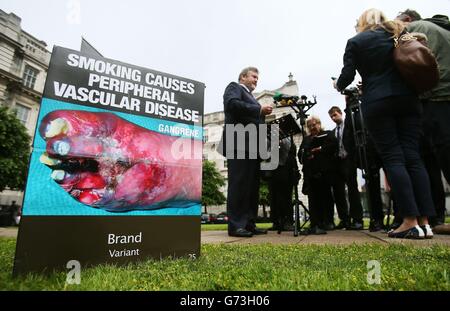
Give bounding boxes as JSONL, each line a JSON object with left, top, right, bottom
{"left": 259, "top": 179, "right": 270, "bottom": 206}
{"left": 202, "top": 160, "right": 226, "bottom": 207}
{"left": 0, "top": 106, "right": 31, "bottom": 192}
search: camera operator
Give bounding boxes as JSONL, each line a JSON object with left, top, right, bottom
{"left": 334, "top": 8, "right": 435, "bottom": 239}
{"left": 298, "top": 116, "right": 338, "bottom": 234}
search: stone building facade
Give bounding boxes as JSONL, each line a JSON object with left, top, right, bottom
{"left": 0, "top": 10, "right": 51, "bottom": 205}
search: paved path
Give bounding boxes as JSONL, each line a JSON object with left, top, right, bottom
{"left": 2, "top": 227, "right": 450, "bottom": 246}
{"left": 201, "top": 229, "right": 450, "bottom": 246}
{"left": 0, "top": 227, "right": 18, "bottom": 238}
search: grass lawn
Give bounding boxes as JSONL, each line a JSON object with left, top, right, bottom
{"left": 1, "top": 237, "right": 449, "bottom": 290}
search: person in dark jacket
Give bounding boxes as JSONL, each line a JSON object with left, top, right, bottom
{"left": 299, "top": 116, "right": 338, "bottom": 235}
{"left": 221, "top": 67, "right": 273, "bottom": 237}
{"left": 397, "top": 9, "right": 450, "bottom": 226}
{"left": 268, "top": 137, "right": 298, "bottom": 231}
{"left": 328, "top": 106, "right": 363, "bottom": 230}
{"left": 334, "top": 8, "right": 435, "bottom": 239}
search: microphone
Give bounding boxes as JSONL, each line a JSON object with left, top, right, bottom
{"left": 273, "top": 92, "right": 299, "bottom": 106}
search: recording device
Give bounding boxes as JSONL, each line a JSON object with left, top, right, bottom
{"left": 341, "top": 87, "right": 360, "bottom": 109}
{"left": 341, "top": 86, "right": 358, "bottom": 96}
{"left": 271, "top": 91, "right": 318, "bottom": 236}
{"left": 273, "top": 92, "right": 299, "bottom": 106}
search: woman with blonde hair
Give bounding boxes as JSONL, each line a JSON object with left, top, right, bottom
{"left": 298, "top": 116, "right": 340, "bottom": 234}
{"left": 334, "top": 8, "right": 435, "bottom": 239}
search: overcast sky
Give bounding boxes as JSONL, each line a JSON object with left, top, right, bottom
{"left": 2, "top": 0, "right": 449, "bottom": 129}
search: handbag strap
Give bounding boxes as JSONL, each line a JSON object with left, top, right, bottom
{"left": 394, "top": 31, "right": 421, "bottom": 48}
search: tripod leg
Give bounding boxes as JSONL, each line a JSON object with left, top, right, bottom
{"left": 299, "top": 201, "right": 310, "bottom": 229}
{"left": 293, "top": 201, "right": 299, "bottom": 236}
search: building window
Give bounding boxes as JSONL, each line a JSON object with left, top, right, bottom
{"left": 203, "top": 128, "right": 209, "bottom": 143}
{"left": 14, "top": 104, "right": 31, "bottom": 125}
{"left": 23, "top": 65, "right": 39, "bottom": 89}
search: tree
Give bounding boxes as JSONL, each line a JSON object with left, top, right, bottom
{"left": 202, "top": 160, "right": 226, "bottom": 213}
{"left": 0, "top": 106, "right": 31, "bottom": 192}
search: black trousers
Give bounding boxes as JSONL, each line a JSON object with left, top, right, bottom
{"left": 364, "top": 95, "right": 435, "bottom": 218}
{"left": 338, "top": 157, "right": 363, "bottom": 221}
{"left": 366, "top": 166, "right": 384, "bottom": 221}
{"left": 326, "top": 170, "right": 349, "bottom": 225}
{"left": 307, "top": 173, "right": 334, "bottom": 228}
{"left": 268, "top": 165, "right": 294, "bottom": 227}
{"left": 226, "top": 158, "right": 260, "bottom": 233}
{"left": 422, "top": 100, "right": 450, "bottom": 184}
{"left": 421, "top": 134, "right": 446, "bottom": 222}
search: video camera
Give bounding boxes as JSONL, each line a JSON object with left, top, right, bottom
{"left": 341, "top": 87, "right": 361, "bottom": 109}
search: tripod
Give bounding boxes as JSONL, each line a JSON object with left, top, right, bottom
{"left": 342, "top": 87, "right": 373, "bottom": 219}
{"left": 342, "top": 87, "right": 386, "bottom": 231}
{"left": 272, "top": 95, "right": 317, "bottom": 236}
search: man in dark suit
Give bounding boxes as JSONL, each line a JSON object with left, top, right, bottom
{"left": 220, "top": 67, "right": 273, "bottom": 237}
{"left": 328, "top": 106, "right": 363, "bottom": 230}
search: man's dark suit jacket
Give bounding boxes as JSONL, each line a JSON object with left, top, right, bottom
{"left": 219, "top": 82, "right": 264, "bottom": 158}
{"left": 336, "top": 28, "right": 415, "bottom": 104}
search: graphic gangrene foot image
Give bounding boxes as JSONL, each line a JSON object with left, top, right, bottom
{"left": 38, "top": 110, "right": 202, "bottom": 212}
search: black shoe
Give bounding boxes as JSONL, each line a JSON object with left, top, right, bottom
{"left": 308, "top": 226, "right": 327, "bottom": 235}
{"left": 229, "top": 228, "right": 253, "bottom": 237}
{"left": 248, "top": 227, "right": 268, "bottom": 235}
{"left": 369, "top": 220, "right": 384, "bottom": 232}
{"left": 429, "top": 217, "right": 444, "bottom": 227}
{"left": 387, "top": 226, "right": 425, "bottom": 239}
{"left": 335, "top": 220, "right": 350, "bottom": 230}
{"left": 349, "top": 221, "right": 364, "bottom": 230}
{"left": 322, "top": 222, "right": 335, "bottom": 231}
